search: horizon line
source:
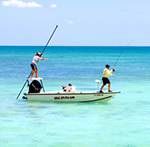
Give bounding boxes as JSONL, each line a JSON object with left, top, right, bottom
{"left": 0, "top": 45, "right": 150, "bottom": 47}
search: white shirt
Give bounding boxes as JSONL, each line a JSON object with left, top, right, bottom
{"left": 32, "top": 55, "right": 42, "bottom": 65}
{"left": 64, "top": 86, "right": 76, "bottom": 92}
{"left": 102, "top": 68, "right": 113, "bottom": 78}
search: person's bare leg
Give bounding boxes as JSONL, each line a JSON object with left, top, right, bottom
{"left": 108, "top": 83, "right": 112, "bottom": 92}
{"left": 35, "top": 69, "right": 38, "bottom": 78}
{"left": 30, "top": 70, "right": 34, "bottom": 78}
{"left": 100, "top": 84, "right": 105, "bottom": 92}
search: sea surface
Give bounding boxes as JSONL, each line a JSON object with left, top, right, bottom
{"left": 0, "top": 46, "right": 150, "bottom": 147}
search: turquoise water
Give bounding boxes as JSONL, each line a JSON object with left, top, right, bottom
{"left": 0, "top": 46, "right": 150, "bottom": 146}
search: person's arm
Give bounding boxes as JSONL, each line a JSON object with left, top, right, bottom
{"left": 42, "top": 57, "right": 48, "bottom": 60}
{"left": 109, "top": 68, "right": 115, "bottom": 75}
{"left": 38, "top": 56, "right": 48, "bottom": 60}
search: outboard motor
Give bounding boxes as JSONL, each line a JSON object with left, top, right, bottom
{"left": 28, "top": 80, "right": 42, "bottom": 93}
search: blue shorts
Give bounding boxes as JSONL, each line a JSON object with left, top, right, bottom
{"left": 30, "top": 63, "right": 37, "bottom": 71}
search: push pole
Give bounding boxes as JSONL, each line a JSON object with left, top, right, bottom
{"left": 16, "top": 25, "right": 58, "bottom": 99}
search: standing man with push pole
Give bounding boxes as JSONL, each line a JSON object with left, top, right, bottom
{"left": 16, "top": 25, "right": 58, "bottom": 99}
{"left": 30, "top": 52, "right": 48, "bottom": 78}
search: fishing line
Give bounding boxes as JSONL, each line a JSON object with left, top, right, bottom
{"left": 113, "top": 47, "right": 126, "bottom": 68}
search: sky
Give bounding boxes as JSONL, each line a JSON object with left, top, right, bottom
{"left": 0, "top": 0, "right": 150, "bottom": 46}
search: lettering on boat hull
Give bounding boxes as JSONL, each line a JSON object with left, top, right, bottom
{"left": 54, "top": 96, "right": 75, "bottom": 100}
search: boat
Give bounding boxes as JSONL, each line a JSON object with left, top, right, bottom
{"left": 16, "top": 25, "right": 120, "bottom": 102}
{"left": 22, "top": 78, "right": 120, "bottom": 103}
{"left": 23, "top": 91, "right": 119, "bottom": 102}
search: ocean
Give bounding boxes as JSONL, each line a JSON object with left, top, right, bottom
{"left": 0, "top": 46, "right": 150, "bottom": 147}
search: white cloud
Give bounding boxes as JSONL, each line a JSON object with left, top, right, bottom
{"left": 2, "top": 0, "right": 43, "bottom": 8}
{"left": 50, "top": 4, "right": 56, "bottom": 8}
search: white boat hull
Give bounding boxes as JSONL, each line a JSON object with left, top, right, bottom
{"left": 23, "top": 92, "right": 119, "bottom": 103}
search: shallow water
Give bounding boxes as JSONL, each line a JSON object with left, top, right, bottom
{"left": 0, "top": 46, "right": 150, "bottom": 146}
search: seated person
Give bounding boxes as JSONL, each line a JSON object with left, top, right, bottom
{"left": 62, "top": 83, "right": 76, "bottom": 93}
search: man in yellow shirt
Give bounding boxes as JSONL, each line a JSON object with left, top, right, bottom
{"left": 100, "top": 64, "right": 115, "bottom": 93}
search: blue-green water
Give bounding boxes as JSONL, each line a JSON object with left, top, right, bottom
{"left": 0, "top": 46, "right": 150, "bottom": 147}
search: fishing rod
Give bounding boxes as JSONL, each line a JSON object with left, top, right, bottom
{"left": 113, "top": 47, "right": 125, "bottom": 68}
{"left": 16, "top": 25, "right": 58, "bottom": 99}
